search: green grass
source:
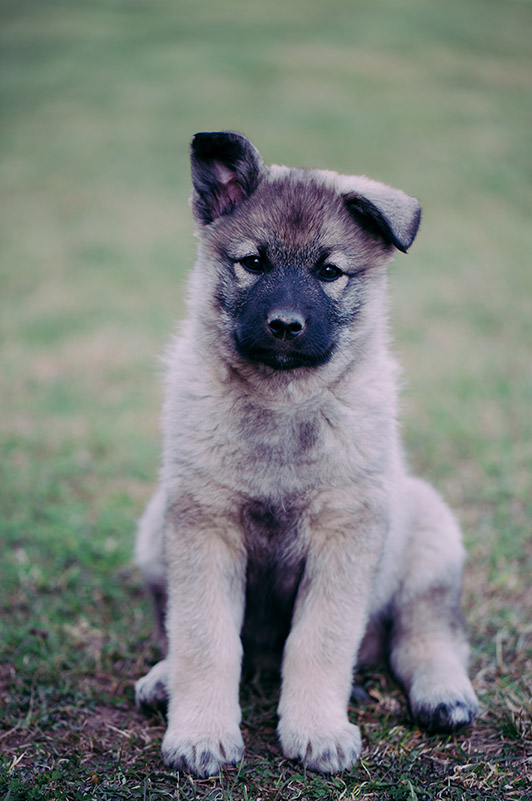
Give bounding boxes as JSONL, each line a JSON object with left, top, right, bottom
{"left": 1, "top": 0, "right": 531, "bottom": 798}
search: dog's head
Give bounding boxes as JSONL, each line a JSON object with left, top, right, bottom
{"left": 188, "top": 131, "right": 420, "bottom": 373}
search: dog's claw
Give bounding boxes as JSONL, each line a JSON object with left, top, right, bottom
{"left": 161, "top": 730, "right": 244, "bottom": 777}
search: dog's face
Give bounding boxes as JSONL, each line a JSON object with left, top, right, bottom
{"left": 189, "top": 132, "right": 421, "bottom": 372}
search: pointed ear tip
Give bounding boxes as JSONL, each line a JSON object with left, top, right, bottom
{"left": 190, "top": 132, "right": 210, "bottom": 159}
{"left": 411, "top": 204, "right": 422, "bottom": 237}
{"left": 191, "top": 130, "right": 247, "bottom": 152}
{"left": 398, "top": 206, "right": 422, "bottom": 253}
{"left": 191, "top": 131, "right": 225, "bottom": 156}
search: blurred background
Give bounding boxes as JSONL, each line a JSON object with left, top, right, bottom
{"left": 0, "top": 0, "right": 531, "bottom": 793}
{"left": 2, "top": 0, "right": 531, "bottom": 565}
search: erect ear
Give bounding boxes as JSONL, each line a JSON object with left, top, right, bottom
{"left": 339, "top": 175, "right": 421, "bottom": 253}
{"left": 190, "top": 131, "right": 264, "bottom": 225}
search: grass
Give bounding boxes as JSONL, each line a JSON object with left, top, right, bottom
{"left": 1, "top": 0, "right": 531, "bottom": 798}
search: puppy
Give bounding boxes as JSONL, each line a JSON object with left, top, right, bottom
{"left": 135, "top": 131, "right": 478, "bottom": 776}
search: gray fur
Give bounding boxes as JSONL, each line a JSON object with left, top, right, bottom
{"left": 135, "top": 132, "right": 477, "bottom": 776}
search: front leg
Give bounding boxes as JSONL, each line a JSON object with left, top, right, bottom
{"left": 162, "top": 499, "right": 246, "bottom": 777}
{"left": 278, "top": 495, "right": 386, "bottom": 773}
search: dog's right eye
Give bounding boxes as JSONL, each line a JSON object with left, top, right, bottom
{"left": 238, "top": 255, "right": 265, "bottom": 275}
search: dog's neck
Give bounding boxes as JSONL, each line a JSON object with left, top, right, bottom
{"left": 191, "top": 323, "right": 395, "bottom": 414}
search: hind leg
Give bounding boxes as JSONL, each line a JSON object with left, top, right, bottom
{"left": 135, "top": 487, "right": 168, "bottom": 653}
{"left": 135, "top": 488, "right": 169, "bottom": 709}
{"left": 389, "top": 478, "right": 478, "bottom": 732}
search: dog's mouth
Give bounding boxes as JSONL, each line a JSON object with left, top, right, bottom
{"left": 234, "top": 337, "right": 335, "bottom": 371}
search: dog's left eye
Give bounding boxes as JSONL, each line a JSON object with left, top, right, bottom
{"left": 238, "top": 256, "right": 265, "bottom": 275}
{"left": 317, "top": 264, "right": 344, "bottom": 282}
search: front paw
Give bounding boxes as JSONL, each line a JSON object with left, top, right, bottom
{"left": 162, "top": 727, "right": 244, "bottom": 777}
{"left": 278, "top": 719, "right": 361, "bottom": 773}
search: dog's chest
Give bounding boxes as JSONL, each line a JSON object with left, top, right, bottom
{"left": 240, "top": 499, "right": 305, "bottom": 666}
{"left": 242, "top": 498, "right": 302, "bottom": 560}
{"left": 221, "top": 401, "right": 330, "bottom": 497}
{"left": 240, "top": 403, "right": 320, "bottom": 459}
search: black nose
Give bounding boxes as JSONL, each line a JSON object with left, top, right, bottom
{"left": 266, "top": 310, "right": 306, "bottom": 341}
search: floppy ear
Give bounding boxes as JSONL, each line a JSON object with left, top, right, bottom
{"left": 190, "top": 131, "right": 264, "bottom": 225}
{"left": 339, "top": 175, "right": 421, "bottom": 253}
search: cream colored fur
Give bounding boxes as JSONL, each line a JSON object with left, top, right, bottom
{"left": 134, "top": 135, "right": 478, "bottom": 777}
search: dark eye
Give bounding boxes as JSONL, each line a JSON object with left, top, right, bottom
{"left": 238, "top": 255, "right": 265, "bottom": 274}
{"left": 317, "top": 264, "right": 344, "bottom": 282}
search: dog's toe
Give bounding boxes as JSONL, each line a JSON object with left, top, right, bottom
{"left": 414, "top": 697, "right": 478, "bottom": 733}
{"left": 161, "top": 730, "right": 244, "bottom": 777}
{"left": 279, "top": 720, "right": 362, "bottom": 773}
{"left": 409, "top": 671, "right": 478, "bottom": 734}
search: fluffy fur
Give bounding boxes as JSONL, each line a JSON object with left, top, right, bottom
{"left": 134, "top": 132, "right": 478, "bottom": 777}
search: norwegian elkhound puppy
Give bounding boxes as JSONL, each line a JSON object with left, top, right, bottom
{"left": 134, "top": 131, "right": 478, "bottom": 776}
